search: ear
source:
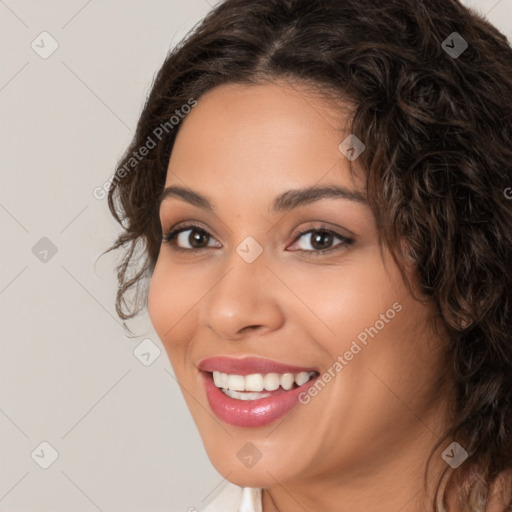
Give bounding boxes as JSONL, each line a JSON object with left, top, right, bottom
{"left": 399, "top": 238, "right": 418, "bottom": 275}
{"left": 399, "top": 237, "right": 415, "bottom": 263}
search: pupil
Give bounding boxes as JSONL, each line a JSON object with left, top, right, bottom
{"left": 312, "top": 231, "right": 332, "bottom": 250}
{"left": 190, "top": 230, "right": 208, "bottom": 248}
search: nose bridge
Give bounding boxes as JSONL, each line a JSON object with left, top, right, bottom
{"left": 199, "top": 241, "right": 284, "bottom": 338}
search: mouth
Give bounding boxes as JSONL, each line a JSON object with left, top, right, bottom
{"left": 197, "top": 357, "right": 320, "bottom": 427}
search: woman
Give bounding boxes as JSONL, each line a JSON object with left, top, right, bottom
{"left": 104, "top": 0, "right": 512, "bottom": 510}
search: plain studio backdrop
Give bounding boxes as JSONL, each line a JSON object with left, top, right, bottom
{"left": 0, "top": 1, "right": 511, "bottom": 511}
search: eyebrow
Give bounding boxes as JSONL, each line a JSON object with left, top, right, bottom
{"left": 158, "top": 184, "right": 367, "bottom": 213}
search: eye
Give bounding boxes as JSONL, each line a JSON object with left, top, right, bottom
{"left": 161, "top": 224, "right": 221, "bottom": 251}
{"left": 161, "top": 223, "right": 354, "bottom": 255}
{"left": 288, "top": 227, "right": 354, "bottom": 254}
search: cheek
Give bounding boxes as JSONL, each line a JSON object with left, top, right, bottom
{"left": 290, "top": 251, "right": 404, "bottom": 345}
{"left": 147, "top": 261, "right": 199, "bottom": 356}
{"left": 147, "top": 263, "right": 168, "bottom": 338}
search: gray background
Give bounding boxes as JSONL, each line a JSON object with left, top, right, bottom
{"left": 1, "top": 1, "right": 511, "bottom": 510}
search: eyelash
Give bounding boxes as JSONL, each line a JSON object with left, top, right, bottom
{"left": 161, "top": 223, "right": 354, "bottom": 256}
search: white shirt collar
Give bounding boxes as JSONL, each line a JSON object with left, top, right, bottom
{"left": 239, "top": 486, "right": 262, "bottom": 512}
{"left": 201, "top": 483, "right": 262, "bottom": 512}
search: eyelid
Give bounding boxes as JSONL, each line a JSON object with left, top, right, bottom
{"left": 289, "top": 222, "right": 353, "bottom": 242}
{"left": 287, "top": 224, "right": 354, "bottom": 253}
{"left": 161, "top": 223, "right": 220, "bottom": 250}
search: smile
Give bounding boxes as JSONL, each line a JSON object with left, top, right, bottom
{"left": 198, "top": 357, "right": 320, "bottom": 427}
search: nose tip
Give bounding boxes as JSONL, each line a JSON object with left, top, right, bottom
{"left": 199, "top": 255, "right": 285, "bottom": 340}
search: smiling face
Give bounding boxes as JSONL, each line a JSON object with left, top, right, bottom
{"left": 147, "top": 81, "right": 453, "bottom": 504}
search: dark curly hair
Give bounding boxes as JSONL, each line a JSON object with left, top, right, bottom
{"left": 103, "top": 0, "right": 512, "bottom": 509}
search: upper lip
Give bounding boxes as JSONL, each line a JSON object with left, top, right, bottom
{"left": 197, "top": 356, "right": 318, "bottom": 376}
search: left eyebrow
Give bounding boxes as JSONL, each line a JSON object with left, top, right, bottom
{"left": 270, "top": 184, "right": 367, "bottom": 213}
{"left": 158, "top": 184, "right": 367, "bottom": 212}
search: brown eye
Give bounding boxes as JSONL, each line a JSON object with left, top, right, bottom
{"left": 162, "top": 225, "right": 222, "bottom": 250}
{"left": 309, "top": 231, "right": 334, "bottom": 250}
{"left": 187, "top": 229, "right": 210, "bottom": 248}
{"left": 289, "top": 228, "right": 354, "bottom": 254}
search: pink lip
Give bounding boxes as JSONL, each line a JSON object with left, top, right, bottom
{"left": 197, "top": 356, "right": 318, "bottom": 375}
{"left": 197, "top": 357, "right": 319, "bottom": 428}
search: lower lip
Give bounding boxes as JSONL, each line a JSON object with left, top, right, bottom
{"left": 201, "top": 371, "right": 318, "bottom": 428}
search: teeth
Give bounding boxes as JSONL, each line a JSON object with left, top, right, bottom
{"left": 212, "top": 370, "right": 317, "bottom": 393}
{"left": 263, "top": 373, "right": 280, "bottom": 391}
{"left": 245, "top": 373, "right": 264, "bottom": 391}
{"left": 212, "top": 371, "right": 223, "bottom": 387}
{"left": 295, "top": 372, "right": 311, "bottom": 386}
{"left": 227, "top": 374, "right": 245, "bottom": 391}
{"left": 280, "top": 373, "right": 295, "bottom": 390}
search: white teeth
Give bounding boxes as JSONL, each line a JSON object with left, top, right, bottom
{"left": 227, "top": 374, "right": 245, "bottom": 391}
{"left": 263, "top": 373, "right": 280, "bottom": 391}
{"left": 295, "top": 372, "right": 311, "bottom": 386}
{"left": 280, "top": 373, "right": 295, "bottom": 391}
{"left": 245, "top": 373, "right": 264, "bottom": 391}
{"left": 213, "top": 371, "right": 223, "bottom": 387}
{"left": 211, "top": 370, "right": 317, "bottom": 395}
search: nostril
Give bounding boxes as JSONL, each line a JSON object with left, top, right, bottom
{"left": 240, "top": 325, "right": 262, "bottom": 334}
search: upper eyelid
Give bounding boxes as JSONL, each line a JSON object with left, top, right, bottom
{"left": 288, "top": 228, "right": 352, "bottom": 250}
{"left": 165, "top": 222, "right": 218, "bottom": 240}
{"left": 166, "top": 223, "right": 344, "bottom": 238}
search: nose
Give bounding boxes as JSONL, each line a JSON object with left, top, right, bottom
{"left": 198, "top": 249, "right": 285, "bottom": 340}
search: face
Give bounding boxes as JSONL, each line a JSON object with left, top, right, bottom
{"left": 147, "top": 81, "right": 451, "bottom": 491}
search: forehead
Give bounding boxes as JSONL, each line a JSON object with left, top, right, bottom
{"left": 166, "top": 81, "right": 364, "bottom": 187}
{"left": 172, "top": 80, "right": 354, "bottom": 150}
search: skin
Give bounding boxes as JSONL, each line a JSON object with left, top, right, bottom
{"left": 147, "top": 81, "right": 459, "bottom": 511}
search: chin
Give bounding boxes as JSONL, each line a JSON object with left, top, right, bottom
{"left": 206, "top": 446, "right": 300, "bottom": 488}
{"left": 220, "top": 469, "right": 281, "bottom": 489}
